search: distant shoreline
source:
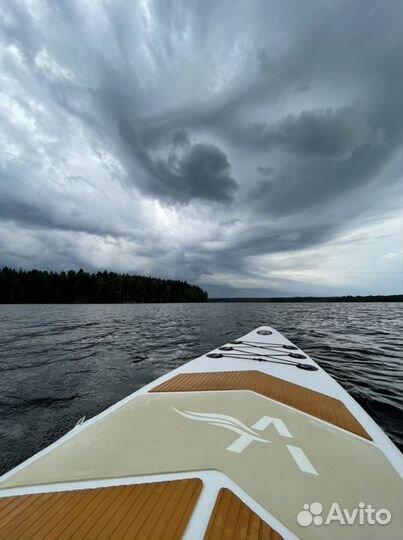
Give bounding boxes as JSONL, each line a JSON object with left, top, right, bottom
{"left": 208, "top": 295, "right": 403, "bottom": 303}
{"left": 0, "top": 268, "right": 208, "bottom": 303}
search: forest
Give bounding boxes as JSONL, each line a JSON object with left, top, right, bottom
{"left": 0, "top": 268, "right": 208, "bottom": 303}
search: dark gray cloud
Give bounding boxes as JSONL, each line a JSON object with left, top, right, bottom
{"left": 0, "top": 0, "right": 401, "bottom": 296}
{"left": 170, "top": 129, "right": 190, "bottom": 148}
{"left": 256, "top": 166, "right": 274, "bottom": 177}
{"left": 118, "top": 119, "right": 238, "bottom": 203}
{"left": 246, "top": 107, "right": 384, "bottom": 160}
{"left": 159, "top": 141, "right": 238, "bottom": 203}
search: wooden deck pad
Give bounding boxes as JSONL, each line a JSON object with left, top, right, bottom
{"left": 0, "top": 478, "right": 202, "bottom": 540}
{"left": 204, "top": 488, "right": 283, "bottom": 540}
{"left": 1, "top": 391, "right": 400, "bottom": 540}
{"left": 151, "top": 371, "right": 371, "bottom": 440}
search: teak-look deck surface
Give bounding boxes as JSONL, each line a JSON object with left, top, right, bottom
{"left": 204, "top": 488, "right": 283, "bottom": 540}
{"left": 0, "top": 478, "right": 202, "bottom": 540}
{"left": 152, "top": 370, "right": 371, "bottom": 440}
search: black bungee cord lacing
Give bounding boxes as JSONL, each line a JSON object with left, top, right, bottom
{"left": 232, "top": 339, "right": 299, "bottom": 350}
{"left": 221, "top": 346, "right": 304, "bottom": 359}
{"left": 206, "top": 338, "right": 318, "bottom": 371}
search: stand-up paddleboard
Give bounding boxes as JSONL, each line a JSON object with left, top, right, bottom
{"left": 0, "top": 326, "right": 401, "bottom": 539}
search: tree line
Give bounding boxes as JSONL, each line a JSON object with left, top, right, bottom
{"left": 0, "top": 268, "right": 208, "bottom": 303}
{"left": 209, "top": 295, "right": 403, "bottom": 302}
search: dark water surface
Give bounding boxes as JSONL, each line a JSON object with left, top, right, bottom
{"left": 0, "top": 302, "right": 402, "bottom": 475}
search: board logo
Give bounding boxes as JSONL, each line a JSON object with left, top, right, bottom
{"left": 173, "top": 408, "right": 318, "bottom": 475}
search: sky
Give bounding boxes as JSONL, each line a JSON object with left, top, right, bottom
{"left": 0, "top": 0, "right": 402, "bottom": 297}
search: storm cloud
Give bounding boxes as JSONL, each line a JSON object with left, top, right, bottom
{"left": 246, "top": 106, "right": 384, "bottom": 160}
{"left": 0, "top": 0, "right": 401, "bottom": 296}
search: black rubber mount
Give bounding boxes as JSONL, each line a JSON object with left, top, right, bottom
{"left": 283, "top": 344, "right": 298, "bottom": 350}
{"left": 206, "top": 353, "right": 223, "bottom": 358}
{"left": 296, "top": 363, "right": 319, "bottom": 371}
{"left": 257, "top": 329, "right": 273, "bottom": 335}
{"left": 289, "top": 352, "right": 306, "bottom": 359}
{"left": 219, "top": 346, "right": 233, "bottom": 351}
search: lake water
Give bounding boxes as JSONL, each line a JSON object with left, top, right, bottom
{"left": 0, "top": 302, "right": 402, "bottom": 475}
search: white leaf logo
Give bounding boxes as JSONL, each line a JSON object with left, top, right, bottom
{"left": 172, "top": 407, "right": 318, "bottom": 474}
{"left": 172, "top": 408, "right": 271, "bottom": 453}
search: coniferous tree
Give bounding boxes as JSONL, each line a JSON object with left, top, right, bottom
{"left": 0, "top": 268, "right": 208, "bottom": 303}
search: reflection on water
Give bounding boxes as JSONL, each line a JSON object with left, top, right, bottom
{"left": 0, "top": 302, "right": 402, "bottom": 474}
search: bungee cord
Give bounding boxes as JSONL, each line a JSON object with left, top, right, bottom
{"left": 206, "top": 338, "right": 319, "bottom": 371}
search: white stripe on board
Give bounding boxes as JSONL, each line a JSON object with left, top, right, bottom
{"left": 286, "top": 444, "right": 318, "bottom": 475}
